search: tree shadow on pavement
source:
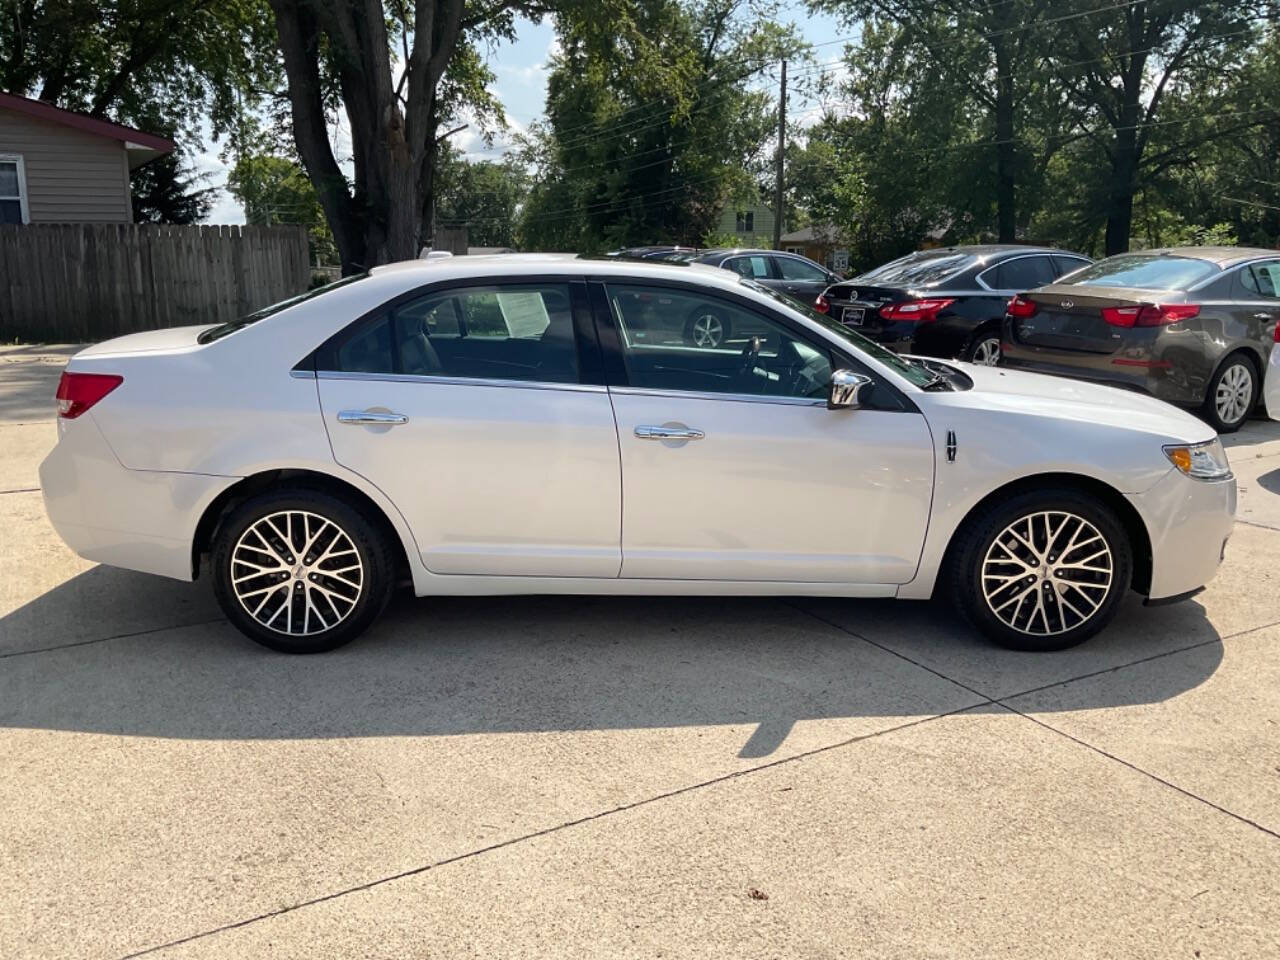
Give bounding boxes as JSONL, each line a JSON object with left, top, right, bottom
{"left": 0, "top": 566, "right": 1224, "bottom": 758}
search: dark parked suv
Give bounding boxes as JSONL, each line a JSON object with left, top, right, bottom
{"left": 1001, "top": 246, "right": 1280, "bottom": 432}
{"left": 817, "top": 245, "right": 1091, "bottom": 364}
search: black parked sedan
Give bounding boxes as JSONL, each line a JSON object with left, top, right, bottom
{"left": 686, "top": 248, "right": 843, "bottom": 310}
{"left": 1001, "top": 246, "right": 1280, "bottom": 432}
{"left": 817, "top": 245, "right": 1091, "bottom": 364}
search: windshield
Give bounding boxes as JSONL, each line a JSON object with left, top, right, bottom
{"left": 197, "top": 273, "right": 369, "bottom": 344}
{"left": 741, "top": 280, "right": 940, "bottom": 387}
{"left": 1062, "top": 254, "right": 1218, "bottom": 291}
{"left": 854, "top": 250, "right": 975, "bottom": 286}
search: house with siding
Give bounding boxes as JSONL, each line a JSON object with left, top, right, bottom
{"left": 0, "top": 91, "right": 174, "bottom": 225}
{"left": 713, "top": 201, "right": 777, "bottom": 247}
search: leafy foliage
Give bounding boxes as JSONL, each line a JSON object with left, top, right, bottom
{"left": 517, "top": 0, "right": 802, "bottom": 252}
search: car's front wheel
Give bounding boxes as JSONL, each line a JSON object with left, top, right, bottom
{"left": 946, "top": 489, "right": 1132, "bottom": 651}
{"left": 212, "top": 488, "right": 396, "bottom": 653}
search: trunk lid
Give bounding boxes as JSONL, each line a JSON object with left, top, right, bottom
{"left": 73, "top": 324, "right": 216, "bottom": 359}
{"left": 824, "top": 282, "right": 910, "bottom": 332}
{"left": 1010, "top": 284, "right": 1182, "bottom": 355}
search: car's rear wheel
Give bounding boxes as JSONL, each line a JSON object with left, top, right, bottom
{"left": 1202, "top": 354, "right": 1257, "bottom": 433}
{"left": 967, "top": 331, "right": 1002, "bottom": 366}
{"left": 212, "top": 488, "right": 395, "bottom": 653}
{"left": 946, "top": 489, "right": 1132, "bottom": 651}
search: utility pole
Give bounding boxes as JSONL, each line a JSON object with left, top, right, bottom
{"left": 773, "top": 59, "right": 786, "bottom": 250}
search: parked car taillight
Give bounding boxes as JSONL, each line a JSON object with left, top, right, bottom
{"left": 1102, "top": 304, "right": 1200, "bottom": 328}
{"left": 55, "top": 372, "right": 123, "bottom": 419}
{"left": 814, "top": 294, "right": 830, "bottom": 314}
{"left": 878, "top": 298, "right": 955, "bottom": 323}
{"left": 1007, "top": 295, "right": 1038, "bottom": 318}
{"left": 1274, "top": 320, "right": 1280, "bottom": 343}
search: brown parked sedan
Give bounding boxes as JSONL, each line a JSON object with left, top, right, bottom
{"left": 1000, "top": 246, "right": 1280, "bottom": 432}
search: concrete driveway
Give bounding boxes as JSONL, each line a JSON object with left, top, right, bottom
{"left": 2, "top": 344, "right": 1279, "bottom": 959}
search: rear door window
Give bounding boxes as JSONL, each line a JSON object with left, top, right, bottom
{"left": 989, "top": 255, "right": 1057, "bottom": 291}
{"left": 723, "top": 255, "right": 773, "bottom": 280}
{"left": 318, "top": 283, "right": 581, "bottom": 384}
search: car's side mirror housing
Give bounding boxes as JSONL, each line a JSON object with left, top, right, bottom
{"left": 828, "top": 369, "right": 874, "bottom": 409}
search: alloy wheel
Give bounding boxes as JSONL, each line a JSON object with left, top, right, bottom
{"left": 980, "top": 510, "right": 1113, "bottom": 637}
{"left": 971, "top": 337, "right": 1001, "bottom": 366}
{"left": 230, "top": 510, "right": 364, "bottom": 636}
{"left": 690, "top": 314, "right": 724, "bottom": 347}
{"left": 1215, "top": 362, "right": 1253, "bottom": 426}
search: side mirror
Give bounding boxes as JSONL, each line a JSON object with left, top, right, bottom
{"left": 828, "top": 369, "right": 874, "bottom": 410}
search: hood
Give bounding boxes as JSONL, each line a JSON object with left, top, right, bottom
{"left": 942, "top": 362, "right": 1217, "bottom": 444}
{"left": 73, "top": 325, "right": 217, "bottom": 358}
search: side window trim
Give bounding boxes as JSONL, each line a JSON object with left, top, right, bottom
{"left": 306, "top": 276, "right": 604, "bottom": 387}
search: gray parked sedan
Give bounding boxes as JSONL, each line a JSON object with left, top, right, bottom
{"left": 1001, "top": 247, "right": 1280, "bottom": 432}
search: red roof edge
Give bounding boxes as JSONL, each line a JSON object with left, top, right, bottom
{"left": 0, "top": 91, "right": 176, "bottom": 154}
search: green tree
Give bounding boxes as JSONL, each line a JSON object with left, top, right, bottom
{"left": 1052, "top": 0, "right": 1273, "bottom": 254}
{"left": 434, "top": 147, "right": 528, "bottom": 247}
{"left": 517, "top": 0, "right": 803, "bottom": 252}
{"left": 226, "top": 153, "right": 338, "bottom": 264}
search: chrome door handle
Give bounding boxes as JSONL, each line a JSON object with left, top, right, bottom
{"left": 337, "top": 410, "right": 408, "bottom": 425}
{"left": 1253, "top": 313, "right": 1273, "bottom": 320}
{"left": 635, "top": 424, "right": 704, "bottom": 441}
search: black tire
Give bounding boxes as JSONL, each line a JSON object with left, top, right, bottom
{"left": 1200, "top": 353, "right": 1258, "bottom": 433}
{"left": 945, "top": 488, "right": 1132, "bottom": 652}
{"left": 684, "top": 308, "right": 731, "bottom": 348}
{"left": 965, "top": 328, "right": 1002, "bottom": 366}
{"left": 211, "top": 488, "right": 396, "bottom": 653}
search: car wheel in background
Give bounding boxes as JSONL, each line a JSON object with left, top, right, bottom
{"left": 967, "top": 331, "right": 1002, "bottom": 366}
{"left": 212, "top": 488, "right": 396, "bottom": 653}
{"left": 1202, "top": 354, "right": 1257, "bottom": 433}
{"left": 946, "top": 488, "right": 1132, "bottom": 651}
{"left": 684, "top": 309, "right": 730, "bottom": 348}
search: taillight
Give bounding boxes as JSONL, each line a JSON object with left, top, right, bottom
{"left": 814, "top": 294, "right": 830, "bottom": 315}
{"left": 1102, "top": 304, "right": 1200, "bottom": 328}
{"left": 1274, "top": 321, "right": 1279, "bottom": 343}
{"left": 55, "top": 372, "right": 123, "bottom": 419}
{"left": 1007, "top": 295, "right": 1038, "bottom": 318}
{"left": 879, "top": 298, "right": 955, "bottom": 323}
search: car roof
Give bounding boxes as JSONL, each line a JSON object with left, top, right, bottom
{"left": 368, "top": 253, "right": 739, "bottom": 286}
{"left": 1113, "top": 246, "right": 1279, "bottom": 266}
{"left": 910, "top": 244, "right": 1087, "bottom": 259}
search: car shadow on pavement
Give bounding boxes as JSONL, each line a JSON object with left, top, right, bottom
{"left": 0, "top": 566, "right": 1224, "bottom": 758}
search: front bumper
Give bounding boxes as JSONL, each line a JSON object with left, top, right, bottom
{"left": 39, "top": 416, "right": 235, "bottom": 581}
{"left": 1125, "top": 467, "right": 1236, "bottom": 600}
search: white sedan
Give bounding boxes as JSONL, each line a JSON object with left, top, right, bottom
{"left": 40, "top": 255, "right": 1236, "bottom": 654}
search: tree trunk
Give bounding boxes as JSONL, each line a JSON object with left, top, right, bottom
{"left": 1104, "top": 52, "right": 1146, "bottom": 257}
{"left": 993, "top": 39, "right": 1016, "bottom": 243}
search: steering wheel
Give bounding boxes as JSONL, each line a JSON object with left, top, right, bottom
{"left": 736, "top": 335, "right": 763, "bottom": 385}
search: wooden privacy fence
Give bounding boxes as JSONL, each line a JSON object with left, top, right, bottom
{"left": 0, "top": 223, "right": 311, "bottom": 343}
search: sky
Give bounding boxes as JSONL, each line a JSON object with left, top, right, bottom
{"left": 200, "top": 2, "right": 848, "bottom": 224}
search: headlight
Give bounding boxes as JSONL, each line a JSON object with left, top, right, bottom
{"left": 1163, "top": 439, "right": 1232, "bottom": 480}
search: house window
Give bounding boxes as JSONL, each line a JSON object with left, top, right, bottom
{"left": 0, "top": 155, "right": 29, "bottom": 224}
{"left": 735, "top": 211, "right": 754, "bottom": 233}
{"left": 785, "top": 246, "right": 804, "bottom": 255}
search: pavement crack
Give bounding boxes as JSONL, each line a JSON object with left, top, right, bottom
{"left": 996, "top": 702, "right": 1280, "bottom": 843}
{"left": 0, "top": 618, "right": 226, "bottom": 660}
{"left": 787, "top": 602, "right": 1280, "bottom": 844}
{"left": 117, "top": 706, "right": 974, "bottom": 958}
{"left": 0, "top": 486, "right": 39, "bottom": 495}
